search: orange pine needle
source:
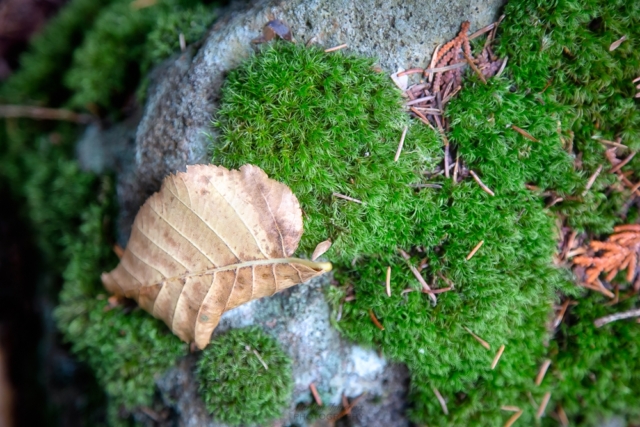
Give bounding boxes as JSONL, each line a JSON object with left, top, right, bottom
{"left": 491, "top": 344, "right": 506, "bottom": 369}
{"left": 466, "top": 240, "right": 485, "bottom": 261}
{"left": 535, "top": 359, "right": 551, "bottom": 386}
{"left": 369, "top": 309, "right": 384, "bottom": 330}
{"left": 510, "top": 125, "right": 539, "bottom": 142}
{"left": 503, "top": 410, "right": 523, "bottom": 427}
{"left": 309, "top": 383, "right": 323, "bottom": 406}
{"left": 463, "top": 326, "right": 490, "bottom": 350}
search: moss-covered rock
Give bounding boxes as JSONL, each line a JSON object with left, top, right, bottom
{"left": 196, "top": 327, "right": 294, "bottom": 426}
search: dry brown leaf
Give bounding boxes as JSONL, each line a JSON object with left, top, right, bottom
{"left": 101, "top": 164, "right": 332, "bottom": 349}
{"left": 311, "top": 238, "right": 332, "bottom": 261}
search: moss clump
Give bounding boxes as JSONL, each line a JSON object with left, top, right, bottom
{"left": 498, "top": 0, "right": 640, "bottom": 233}
{"left": 214, "top": 42, "right": 443, "bottom": 262}
{"left": 63, "top": 0, "right": 217, "bottom": 113}
{"left": 196, "top": 327, "right": 293, "bottom": 426}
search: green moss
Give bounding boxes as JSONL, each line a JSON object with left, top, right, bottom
{"left": 214, "top": 42, "right": 442, "bottom": 262}
{"left": 196, "top": 327, "right": 293, "bottom": 426}
{"left": 63, "top": 0, "right": 217, "bottom": 113}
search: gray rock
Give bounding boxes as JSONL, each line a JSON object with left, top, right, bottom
{"left": 155, "top": 274, "right": 410, "bottom": 427}
{"left": 102, "top": 0, "right": 505, "bottom": 425}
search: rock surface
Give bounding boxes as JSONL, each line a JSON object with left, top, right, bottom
{"left": 100, "top": 0, "right": 506, "bottom": 425}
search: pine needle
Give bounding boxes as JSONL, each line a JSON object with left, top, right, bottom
{"left": 466, "top": 240, "right": 485, "bottom": 261}
{"left": 463, "top": 326, "right": 490, "bottom": 350}
{"left": 491, "top": 344, "right": 506, "bottom": 369}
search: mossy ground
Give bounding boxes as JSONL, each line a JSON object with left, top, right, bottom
{"left": 196, "top": 327, "right": 294, "bottom": 426}
{"left": 213, "top": 2, "right": 640, "bottom": 424}
{"left": 1, "top": 0, "right": 639, "bottom": 425}
{"left": 0, "top": 0, "right": 220, "bottom": 424}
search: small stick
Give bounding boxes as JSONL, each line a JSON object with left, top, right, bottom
{"left": 423, "top": 62, "right": 467, "bottom": 75}
{"left": 463, "top": 326, "right": 490, "bottom": 350}
{"left": 582, "top": 165, "right": 603, "bottom": 195}
{"left": 504, "top": 410, "right": 523, "bottom": 427}
{"left": 553, "top": 300, "right": 572, "bottom": 328}
{"left": 309, "top": 383, "right": 323, "bottom": 406}
{"left": 491, "top": 344, "right": 506, "bottom": 369}
{"left": 428, "top": 44, "right": 441, "bottom": 83}
{"left": 594, "top": 308, "right": 640, "bottom": 327}
{"left": 405, "top": 96, "right": 436, "bottom": 106}
{"left": 369, "top": 309, "right": 385, "bottom": 330}
{"left": 510, "top": 125, "right": 539, "bottom": 142}
{"left": 247, "top": 347, "right": 269, "bottom": 370}
{"left": 609, "top": 151, "right": 636, "bottom": 173}
{"left": 394, "top": 127, "right": 408, "bottom": 162}
{"left": 397, "top": 68, "right": 424, "bottom": 77}
{"left": 535, "top": 359, "right": 551, "bottom": 386}
{"left": 324, "top": 44, "right": 348, "bottom": 53}
{"left": 333, "top": 193, "right": 363, "bottom": 204}
{"left": 594, "top": 138, "right": 627, "bottom": 149}
{"left": 469, "top": 170, "right": 495, "bottom": 196}
{"left": 466, "top": 240, "right": 485, "bottom": 261}
{"left": 410, "top": 107, "right": 436, "bottom": 130}
{"left": 179, "top": 33, "right": 186, "bottom": 52}
{"left": 437, "top": 273, "right": 455, "bottom": 288}
{"left": 463, "top": 52, "right": 487, "bottom": 84}
{"left": 557, "top": 404, "right": 569, "bottom": 427}
{"left": 495, "top": 56, "right": 509, "bottom": 78}
{"left": 536, "top": 392, "right": 551, "bottom": 419}
{"left": 422, "top": 286, "right": 453, "bottom": 295}
{"left": 469, "top": 22, "right": 496, "bottom": 40}
{"left": 385, "top": 266, "right": 391, "bottom": 297}
{"left": 0, "top": 105, "right": 93, "bottom": 124}
{"left": 453, "top": 153, "right": 460, "bottom": 183}
{"left": 501, "top": 406, "right": 521, "bottom": 412}
{"left": 432, "top": 387, "right": 449, "bottom": 415}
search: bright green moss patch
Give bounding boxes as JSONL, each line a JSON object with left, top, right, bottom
{"left": 196, "top": 327, "right": 293, "bottom": 426}
{"left": 214, "top": 42, "right": 443, "bottom": 262}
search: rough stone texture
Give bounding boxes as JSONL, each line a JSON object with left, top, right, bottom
{"left": 154, "top": 274, "right": 410, "bottom": 427}
{"left": 103, "top": 0, "right": 505, "bottom": 425}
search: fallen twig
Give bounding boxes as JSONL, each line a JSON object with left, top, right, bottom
{"left": 491, "top": 344, "right": 506, "bottom": 369}
{"left": 594, "top": 308, "right": 640, "bottom": 327}
{"left": 535, "top": 359, "right": 551, "bottom": 386}
{"left": 466, "top": 240, "right": 485, "bottom": 261}
{"left": 463, "top": 326, "right": 490, "bottom": 350}
{"left": 324, "top": 44, "right": 348, "bottom": 53}
{"left": 432, "top": 386, "right": 449, "bottom": 415}
{"left": 310, "top": 383, "right": 323, "bottom": 406}
{"left": 0, "top": 105, "right": 93, "bottom": 124}
{"left": 333, "top": 193, "right": 363, "bottom": 204}
{"left": 510, "top": 125, "right": 539, "bottom": 142}
{"left": 369, "top": 309, "right": 385, "bottom": 330}
{"left": 395, "top": 126, "right": 408, "bottom": 162}
{"left": 469, "top": 170, "right": 495, "bottom": 196}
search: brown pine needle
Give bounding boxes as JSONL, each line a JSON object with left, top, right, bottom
{"left": 309, "top": 383, "right": 323, "bottom": 406}
{"left": 333, "top": 192, "right": 362, "bottom": 204}
{"left": 369, "top": 309, "right": 385, "bottom": 331}
{"left": 594, "top": 308, "right": 640, "bottom": 327}
{"left": 405, "top": 96, "right": 436, "bottom": 106}
{"left": 501, "top": 406, "right": 521, "bottom": 412}
{"left": 466, "top": 240, "right": 485, "bottom": 261}
{"left": 432, "top": 387, "right": 449, "bottom": 415}
{"left": 504, "top": 410, "right": 523, "bottom": 427}
{"left": 463, "top": 326, "right": 490, "bottom": 350}
{"left": 536, "top": 392, "right": 551, "bottom": 419}
{"left": 410, "top": 107, "right": 436, "bottom": 130}
{"left": 422, "top": 286, "right": 453, "bottom": 295}
{"left": 594, "top": 137, "right": 628, "bottom": 149}
{"left": 324, "top": 43, "right": 348, "bottom": 53}
{"left": 553, "top": 300, "right": 573, "bottom": 328}
{"left": 428, "top": 44, "right": 441, "bottom": 83}
{"left": 496, "top": 56, "right": 509, "bottom": 78}
{"left": 582, "top": 164, "right": 603, "bottom": 195}
{"left": 249, "top": 347, "right": 269, "bottom": 370}
{"left": 395, "top": 126, "right": 408, "bottom": 162}
{"left": 469, "top": 22, "right": 497, "bottom": 40}
{"left": 469, "top": 170, "right": 495, "bottom": 196}
{"left": 423, "top": 62, "right": 467, "bottom": 75}
{"left": 397, "top": 68, "right": 424, "bottom": 77}
{"left": 385, "top": 266, "right": 391, "bottom": 297}
{"left": 491, "top": 344, "right": 506, "bottom": 369}
{"left": 609, "top": 151, "right": 636, "bottom": 173}
{"left": 535, "top": 359, "right": 551, "bottom": 386}
{"left": 408, "top": 264, "right": 437, "bottom": 303}
{"left": 557, "top": 404, "right": 569, "bottom": 427}
{"left": 463, "top": 52, "right": 487, "bottom": 84}
{"left": 0, "top": 105, "right": 93, "bottom": 124}
{"left": 511, "top": 125, "right": 539, "bottom": 142}
{"left": 437, "top": 273, "right": 455, "bottom": 288}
